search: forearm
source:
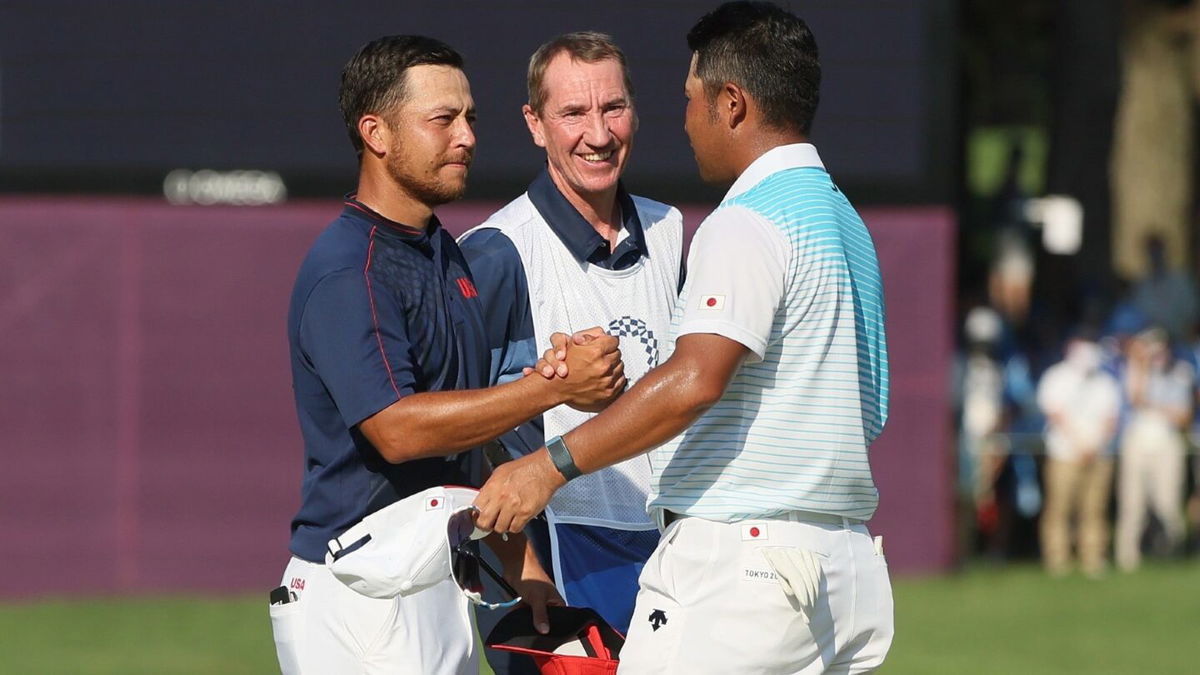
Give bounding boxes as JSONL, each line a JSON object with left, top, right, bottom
{"left": 559, "top": 356, "right": 721, "bottom": 474}
{"left": 364, "top": 375, "right": 562, "bottom": 462}
{"left": 472, "top": 334, "right": 744, "bottom": 535}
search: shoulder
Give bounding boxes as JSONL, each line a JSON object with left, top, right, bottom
{"left": 459, "top": 193, "right": 539, "bottom": 242}
{"left": 1037, "top": 363, "right": 1068, "bottom": 390}
{"left": 458, "top": 226, "right": 521, "bottom": 271}
{"left": 727, "top": 168, "right": 844, "bottom": 219}
{"left": 294, "top": 218, "right": 368, "bottom": 292}
{"left": 630, "top": 194, "right": 682, "bottom": 227}
{"left": 699, "top": 201, "right": 786, "bottom": 245}
{"left": 305, "top": 216, "right": 369, "bottom": 264}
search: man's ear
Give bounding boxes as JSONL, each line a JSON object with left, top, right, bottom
{"left": 722, "top": 82, "right": 748, "bottom": 129}
{"left": 522, "top": 104, "right": 547, "bottom": 148}
{"left": 358, "top": 114, "right": 390, "bottom": 156}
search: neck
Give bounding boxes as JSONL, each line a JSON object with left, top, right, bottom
{"left": 727, "top": 129, "right": 808, "bottom": 181}
{"left": 546, "top": 166, "right": 621, "bottom": 241}
{"left": 355, "top": 163, "right": 434, "bottom": 229}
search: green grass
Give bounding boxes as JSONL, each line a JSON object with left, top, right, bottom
{"left": 1, "top": 562, "right": 1196, "bottom": 674}
{"left": 886, "top": 561, "right": 1200, "bottom": 674}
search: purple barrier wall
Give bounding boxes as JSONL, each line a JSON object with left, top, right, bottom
{"left": 0, "top": 197, "right": 953, "bottom": 598}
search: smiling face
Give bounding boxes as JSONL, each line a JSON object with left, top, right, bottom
{"left": 523, "top": 53, "right": 636, "bottom": 204}
{"left": 383, "top": 64, "right": 476, "bottom": 207}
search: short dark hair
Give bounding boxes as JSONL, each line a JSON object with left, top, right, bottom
{"left": 338, "top": 35, "right": 464, "bottom": 156}
{"left": 687, "top": 1, "right": 820, "bottom": 135}
{"left": 527, "top": 31, "right": 634, "bottom": 114}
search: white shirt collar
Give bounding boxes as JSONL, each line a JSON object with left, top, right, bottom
{"left": 724, "top": 143, "right": 825, "bottom": 201}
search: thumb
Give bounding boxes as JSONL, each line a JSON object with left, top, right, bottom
{"left": 572, "top": 326, "right": 606, "bottom": 344}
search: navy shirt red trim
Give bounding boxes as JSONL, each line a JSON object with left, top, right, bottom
{"left": 286, "top": 197, "right": 488, "bottom": 562}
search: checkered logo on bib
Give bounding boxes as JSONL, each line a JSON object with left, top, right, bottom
{"left": 607, "top": 316, "right": 658, "bottom": 370}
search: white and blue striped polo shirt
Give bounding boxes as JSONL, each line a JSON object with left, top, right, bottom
{"left": 647, "top": 143, "right": 889, "bottom": 522}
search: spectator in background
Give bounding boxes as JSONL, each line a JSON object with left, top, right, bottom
{"left": 957, "top": 306, "right": 1009, "bottom": 553}
{"left": 1098, "top": 301, "right": 1146, "bottom": 517}
{"left": 1115, "top": 326, "right": 1194, "bottom": 571}
{"left": 1129, "top": 236, "right": 1198, "bottom": 345}
{"left": 1036, "top": 334, "right": 1121, "bottom": 577}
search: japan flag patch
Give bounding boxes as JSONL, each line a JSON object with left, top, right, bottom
{"left": 699, "top": 294, "right": 726, "bottom": 310}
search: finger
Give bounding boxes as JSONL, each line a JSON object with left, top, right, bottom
{"left": 522, "top": 367, "right": 534, "bottom": 376}
{"left": 473, "top": 502, "right": 498, "bottom": 532}
{"left": 530, "top": 596, "right": 550, "bottom": 634}
{"left": 611, "top": 360, "right": 625, "bottom": 380}
{"left": 537, "top": 350, "right": 557, "bottom": 378}
{"left": 531, "top": 357, "right": 553, "bottom": 378}
{"left": 614, "top": 375, "right": 628, "bottom": 394}
{"left": 550, "top": 332, "right": 570, "bottom": 361}
{"left": 511, "top": 512, "right": 532, "bottom": 533}
{"left": 494, "top": 508, "right": 516, "bottom": 535}
{"left": 572, "top": 327, "right": 606, "bottom": 342}
{"left": 594, "top": 334, "right": 620, "bottom": 354}
{"left": 541, "top": 348, "right": 569, "bottom": 379}
{"left": 602, "top": 349, "right": 623, "bottom": 372}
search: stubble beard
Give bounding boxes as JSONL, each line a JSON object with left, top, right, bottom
{"left": 386, "top": 154, "right": 468, "bottom": 208}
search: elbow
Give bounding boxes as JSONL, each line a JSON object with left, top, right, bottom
{"left": 374, "top": 429, "right": 443, "bottom": 464}
{"left": 660, "top": 354, "right": 734, "bottom": 417}
{"left": 682, "top": 378, "right": 726, "bottom": 415}
{"left": 374, "top": 438, "right": 420, "bottom": 464}
{"left": 358, "top": 411, "right": 435, "bottom": 464}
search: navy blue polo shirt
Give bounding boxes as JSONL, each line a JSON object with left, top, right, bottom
{"left": 287, "top": 197, "right": 488, "bottom": 562}
{"left": 458, "top": 168, "right": 651, "bottom": 458}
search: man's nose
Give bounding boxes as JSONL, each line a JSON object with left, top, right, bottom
{"left": 454, "top": 118, "right": 476, "bottom": 149}
{"left": 582, "top": 111, "right": 613, "bottom": 147}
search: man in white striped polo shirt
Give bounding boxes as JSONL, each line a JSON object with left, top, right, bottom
{"left": 475, "top": 2, "right": 894, "bottom": 671}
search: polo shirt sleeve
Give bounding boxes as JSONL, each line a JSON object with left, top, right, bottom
{"left": 298, "top": 267, "right": 416, "bottom": 428}
{"left": 675, "top": 205, "right": 789, "bottom": 361}
{"left": 458, "top": 227, "right": 538, "bottom": 385}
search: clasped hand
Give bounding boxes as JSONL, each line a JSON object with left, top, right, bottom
{"left": 524, "top": 327, "right": 626, "bottom": 411}
{"left": 476, "top": 328, "right": 623, "bottom": 534}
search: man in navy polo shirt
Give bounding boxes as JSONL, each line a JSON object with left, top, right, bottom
{"left": 270, "top": 35, "right": 628, "bottom": 675}
{"left": 458, "top": 32, "right": 684, "bottom": 641}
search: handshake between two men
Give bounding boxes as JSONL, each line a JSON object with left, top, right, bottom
{"left": 476, "top": 327, "right": 623, "bottom": 535}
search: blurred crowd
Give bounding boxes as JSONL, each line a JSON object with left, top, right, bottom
{"left": 955, "top": 234, "right": 1200, "bottom": 577}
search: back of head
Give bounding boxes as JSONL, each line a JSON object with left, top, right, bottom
{"left": 686, "top": 1, "right": 820, "bottom": 135}
{"left": 527, "top": 31, "right": 635, "bottom": 115}
{"left": 339, "top": 35, "right": 464, "bottom": 157}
